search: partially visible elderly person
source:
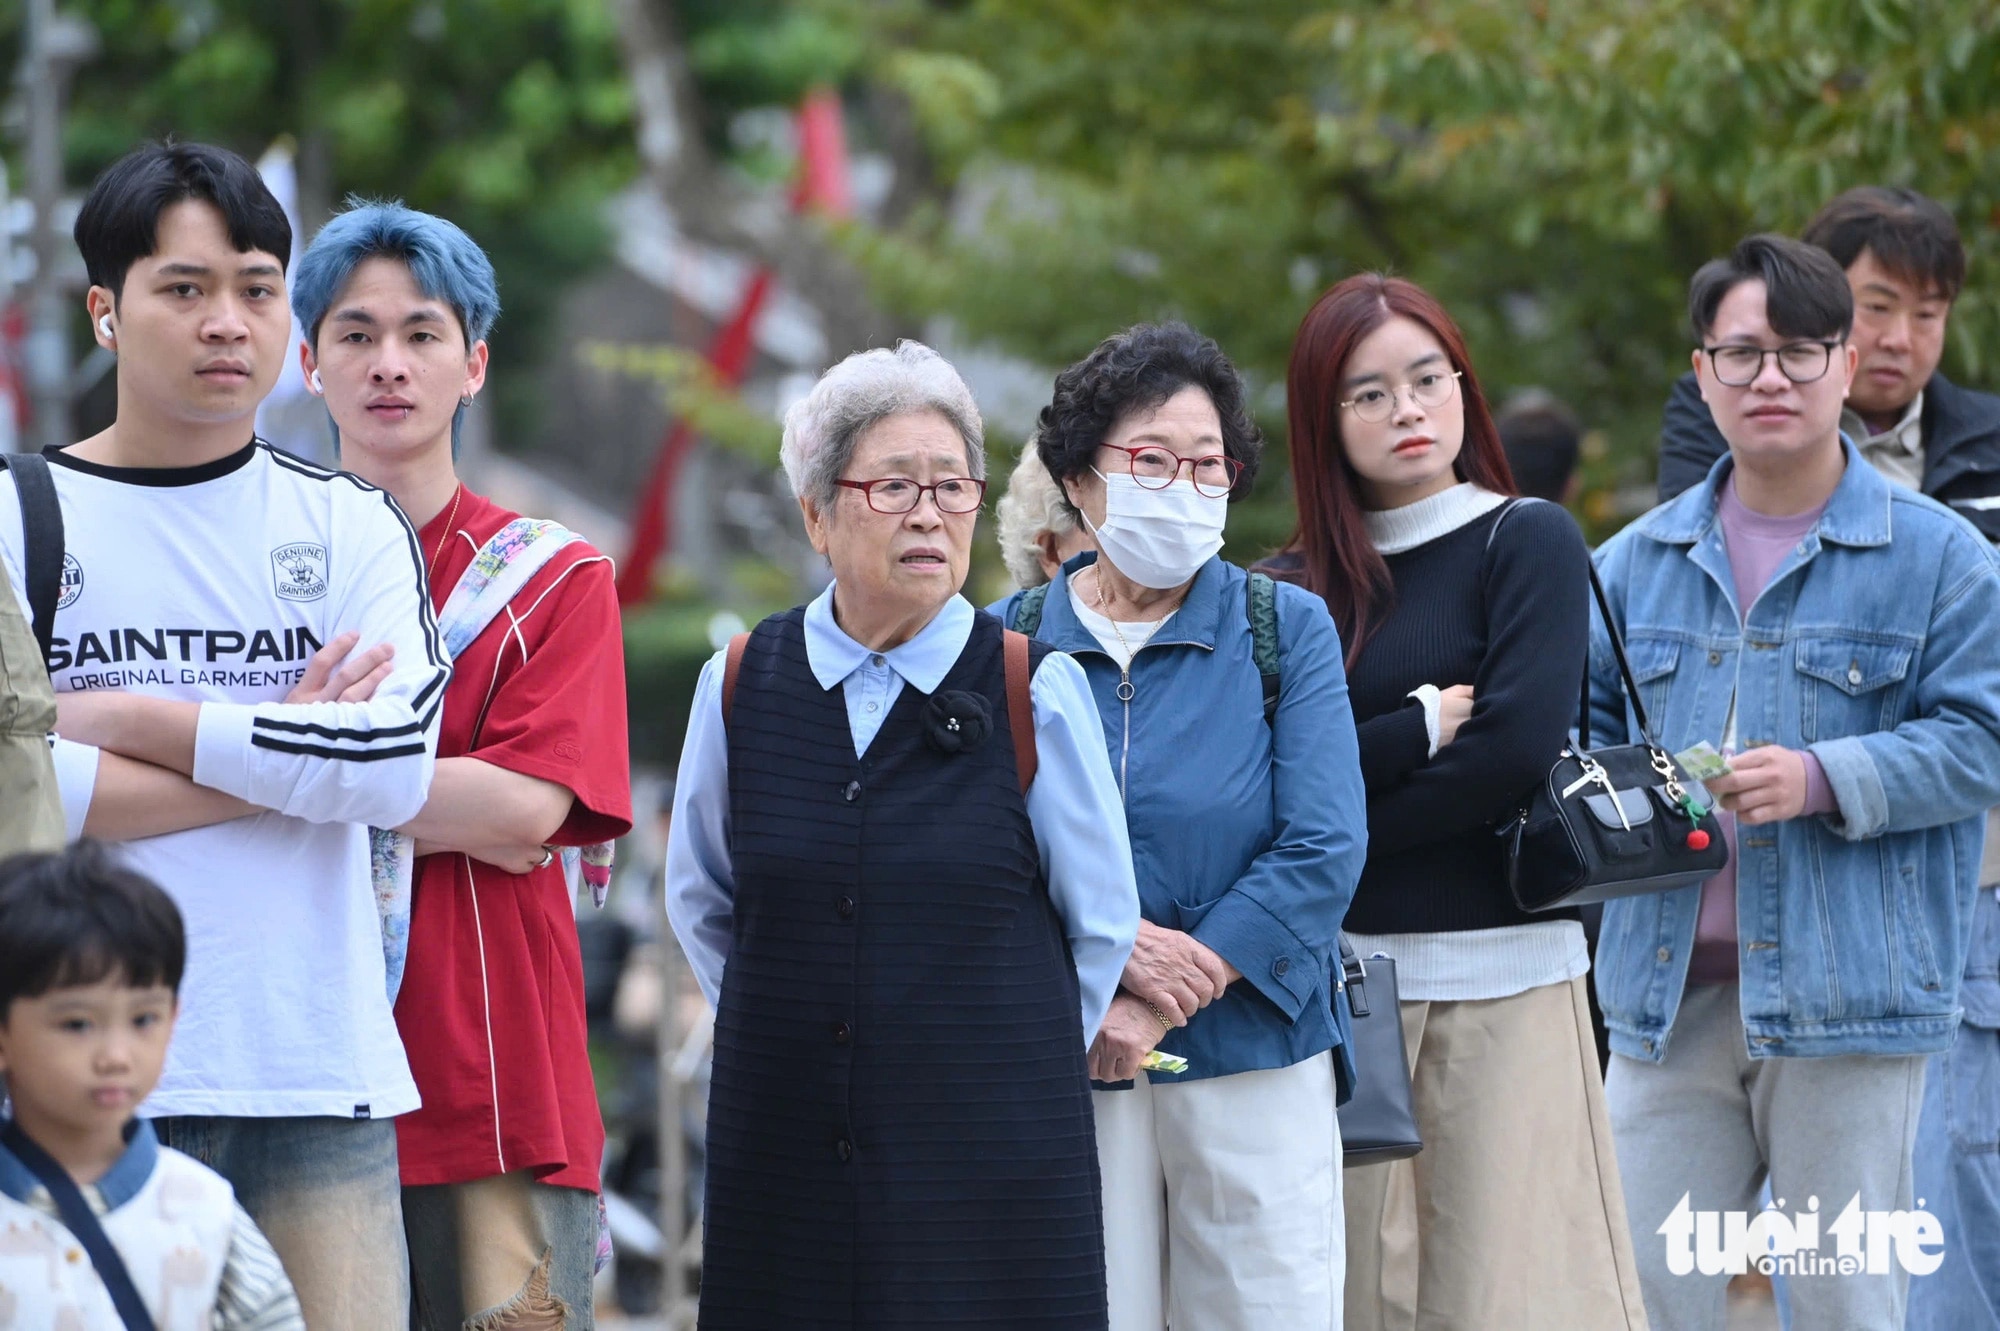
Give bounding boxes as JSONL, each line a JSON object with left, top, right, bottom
{"left": 996, "top": 443, "right": 1093, "bottom": 587}
{"left": 665, "top": 340, "right": 1140, "bottom": 1330}
{"left": 995, "top": 322, "right": 1367, "bottom": 1330}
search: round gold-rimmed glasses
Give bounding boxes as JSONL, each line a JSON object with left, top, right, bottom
{"left": 1339, "top": 369, "right": 1463, "bottom": 424}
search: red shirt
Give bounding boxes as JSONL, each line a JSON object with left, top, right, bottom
{"left": 393, "top": 487, "right": 633, "bottom": 1190}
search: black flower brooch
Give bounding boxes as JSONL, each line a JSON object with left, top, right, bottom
{"left": 922, "top": 690, "right": 994, "bottom": 756}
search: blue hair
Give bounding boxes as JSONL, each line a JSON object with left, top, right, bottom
{"left": 290, "top": 198, "right": 500, "bottom": 457}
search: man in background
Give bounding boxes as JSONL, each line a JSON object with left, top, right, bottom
{"left": 1497, "top": 389, "right": 1582, "bottom": 504}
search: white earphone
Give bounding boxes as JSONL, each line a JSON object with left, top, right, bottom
{"left": 309, "top": 370, "right": 323, "bottom": 394}
{"left": 98, "top": 315, "right": 113, "bottom": 338}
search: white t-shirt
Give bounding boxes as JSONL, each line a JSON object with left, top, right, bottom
{"left": 1066, "top": 584, "right": 1174, "bottom": 671}
{"left": 0, "top": 441, "right": 448, "bottom": 1119}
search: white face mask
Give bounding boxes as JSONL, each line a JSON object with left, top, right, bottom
{"left": 1081, "top": 469, "right": 1228, "bottom": 590}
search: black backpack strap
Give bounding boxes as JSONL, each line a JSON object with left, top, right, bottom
{"left": 1245, "top": 571, "right": 1280, "bottom": 725}
{"left": 0, "top": 452, "right": 63, "bottom": 667}
{"left": 1011, "top": 580, "right": 1051, "bottom": 636}
{"left": 0, "top": 1120, "right": 157, "bottom": 1330}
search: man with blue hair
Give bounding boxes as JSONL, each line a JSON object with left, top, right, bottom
{"left": 292, "top": 199, "right": 632, "bottom": 1329}
{"left": 0, "top": 142, "right": 448, "bottom": 1328}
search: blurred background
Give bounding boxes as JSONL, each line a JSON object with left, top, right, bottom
{"left": 5, "top": 2, "right": 1997, "bottom": 1322}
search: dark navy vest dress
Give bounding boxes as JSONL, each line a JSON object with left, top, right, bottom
{"left": 701, "top": 607, "right": 1107, "bottom": 1329}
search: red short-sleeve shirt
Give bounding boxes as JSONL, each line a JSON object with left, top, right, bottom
{"left": 393, "top": 487, "right": 633, "bottom": 1190}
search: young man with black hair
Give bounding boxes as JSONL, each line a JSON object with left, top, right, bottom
{"left": 1590, "top": 234, "right": 2000, "bottom": 1330}
{"left": 0, "top": 141, "right": 445, "bottom": 1328}
{"left": 1657, "top": 187, "right": 2000, "bottom": 524}
{"left": 0, "top": 842, "right": 302, "bottom": 1328}
{"left": 1656, "top": 187, "right": 2000, "bottom": 1329}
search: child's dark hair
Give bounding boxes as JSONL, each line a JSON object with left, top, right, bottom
{"left": 0, "top": 842, "right": 186, "bottom": 1014}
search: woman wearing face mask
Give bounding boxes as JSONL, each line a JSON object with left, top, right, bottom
{"left": 1256, "top": 276, "right": 1647, "bottom": 1330}
{"left": 996, "top": 322, "right": 1368, "bottom": 1331}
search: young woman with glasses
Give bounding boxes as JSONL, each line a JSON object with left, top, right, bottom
{"left": 1256, "top": 275, "right": 1649, "bottom": 1330}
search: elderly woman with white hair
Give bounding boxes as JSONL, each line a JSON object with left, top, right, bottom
{"left": 665, "top": 341, "right": 1141, "bottom": 1329}
{"left": 997, "top": 444, "right": 1094, "bottom": 587}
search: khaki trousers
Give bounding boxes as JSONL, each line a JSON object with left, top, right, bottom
{"left": 0, "top": 559, "right": 62, "bottom": 857}
{"left": 1344, "top": 975, "right": 1649, "bottom": 1331}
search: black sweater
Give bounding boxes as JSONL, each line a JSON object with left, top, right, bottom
{"left": 1260, "top": 495, "right": 1590, "bottom": 933}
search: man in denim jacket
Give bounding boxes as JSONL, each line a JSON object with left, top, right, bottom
{"left": 1589, "top": 233, "right": 2000, "bottom": 1331}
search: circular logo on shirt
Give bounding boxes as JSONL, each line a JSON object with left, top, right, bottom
{"left": 271, "top": 542, "right": 329, "bottom": 601}
{"left": 57, "top": 553, "right": 83, "bottom": 609}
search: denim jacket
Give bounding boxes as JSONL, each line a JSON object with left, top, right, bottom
{"left": 1589, "top": 442, "right": 2000, "bottom": 1061}
{"left": 993, "top": 553, "right": 1368, "bottom": 1089}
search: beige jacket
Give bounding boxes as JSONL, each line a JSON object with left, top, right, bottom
{"left": 0, "top": 551, "right": 63, "bottom": 855}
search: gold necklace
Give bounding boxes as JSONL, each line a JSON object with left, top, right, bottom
{"left": 1093, "top": 566, "right": 1140, "bottom": 664}
{"left": 426, "top": 486, "right": 463, "bottom": 587}
{"left": 1087, "top": 564, "right": 1145, "bottom": 709}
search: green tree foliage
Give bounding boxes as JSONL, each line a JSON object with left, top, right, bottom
{"left": 834, "top": 0, "right": 2000, "bottom": 535}
{"left": 5, "top": 0, "right": 868, "bottom": 445}
{"left": 6, "top": 0, "right": 638, "bottom": 439}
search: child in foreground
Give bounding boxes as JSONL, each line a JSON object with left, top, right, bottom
{"left": 0, "top": 842, "right": 304, "bottom": 1329}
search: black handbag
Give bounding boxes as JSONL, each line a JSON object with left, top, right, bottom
{"left": 1497, "top": 561, "right": 1729, "bottom": 912}
{"left": 1335, "top": 937, "right": 1422, "bottom": 1167}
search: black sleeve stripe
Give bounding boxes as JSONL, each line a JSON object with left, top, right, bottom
{"left": 249, "top": 736, "right": 431, "bottom": 762}
{"left": 248, "top": 665, "right": 449, "bottom": 744}
{"left": 260, "top": 442, "right": 449, "bottom": 677}
{"left": 253, "top": 716, "right": 425, "bottom": 741}
{"left": 412, "top": 668, "right": 447, "bottom": 715}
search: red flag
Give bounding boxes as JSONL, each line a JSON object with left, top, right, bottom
{"left": 617, "top": 89, "right": 852, "bottom": 605}
{"left": 615, "top": 269, "right": 774, "bottom": 606}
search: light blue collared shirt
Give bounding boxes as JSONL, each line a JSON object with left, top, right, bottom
{"left": 665, "top": 587, "right": 1140, "bottom": 1039}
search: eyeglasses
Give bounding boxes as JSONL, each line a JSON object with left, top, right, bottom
{"left": 1339, "top": 370, "right": 1463, "bottom": 424}
{"left": 1098, "top": 444, "right": 1245, "bottom": 499}
{"left": 1702, "top": 340, "right": 1843, "bottom": 387}
{"left": 834, "top": 476, "right": 988, "bottom": 515}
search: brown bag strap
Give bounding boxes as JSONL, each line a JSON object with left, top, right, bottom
{"left": 1004, "top": 629, "right": 1036, "bottom": 795}
{"left": 721, "top": 632, "right": 749, "bottom": 724}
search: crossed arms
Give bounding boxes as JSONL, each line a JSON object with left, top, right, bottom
{"left": 62, "top": 634, "right": 572, "bottom": 871}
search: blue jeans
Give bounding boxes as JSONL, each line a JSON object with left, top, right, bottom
{"left": 151, "top": 1114, "right": 409, "bottom": 1330}
{"left": 1907, "top": 1022, "right": 2000, "bottom": 1330}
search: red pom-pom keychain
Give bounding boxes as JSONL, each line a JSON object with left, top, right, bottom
{"left": 1686, "top": 828, "right": 1711, "bottom": 852}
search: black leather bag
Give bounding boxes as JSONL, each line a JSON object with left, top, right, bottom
{"left": 1335, "top": 937, "right": 1421, "bottom": 1167}
{"left": 1497, "top": 561, "right": 1729, "bottom": 912}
